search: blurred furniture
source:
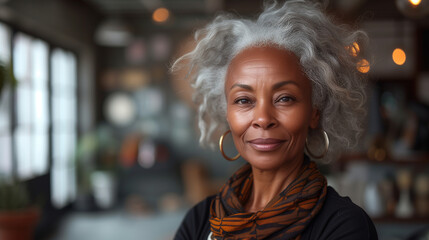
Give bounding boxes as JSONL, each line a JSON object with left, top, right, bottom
{"left": 50, "top": 209, "right": 186, "bottom": 240}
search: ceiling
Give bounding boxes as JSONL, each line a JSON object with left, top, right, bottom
{"left": 83, "top": 0, "right": 429, "bottom": 28}
{"left": 84, "top": 0, "right": 224, "bottom": 14}
{"left": 82, "top": 0, "right": 406, "bottom": 18}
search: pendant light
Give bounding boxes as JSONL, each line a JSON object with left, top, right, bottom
{"left": 95, "top": 18, "right": 133, "bottom": 47}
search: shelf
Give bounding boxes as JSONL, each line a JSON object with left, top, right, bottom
{"left": 339, "top": 153, "right": 429, "bottom": 166}
{"left": 372, "top": 216, "right": 429, "bottom": 224}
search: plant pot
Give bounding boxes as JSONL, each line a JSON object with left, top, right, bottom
{"left": 0, "top": 207, "right": 39, "bottom": 240}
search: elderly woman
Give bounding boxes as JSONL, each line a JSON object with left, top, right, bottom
{"left": 173, "top": 0, "right": 377, "bottom": 239}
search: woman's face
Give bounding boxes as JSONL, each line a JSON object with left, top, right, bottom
{"left": 225, "top": 46, "right": 319, "bottom": 170}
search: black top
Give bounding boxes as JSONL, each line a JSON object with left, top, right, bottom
{"left": 174, "top": 186, "right": 378, "bottom": 240}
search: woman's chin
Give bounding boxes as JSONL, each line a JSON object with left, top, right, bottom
{"left": 242, "top": 147, "right": 303, "bottom": 172}
{"left": 244, "top": 156, "right": 292, "bottom": 172}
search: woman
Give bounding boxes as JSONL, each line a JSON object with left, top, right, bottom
{"left": 173, "top": 0, "right": 377, "bottom": 239}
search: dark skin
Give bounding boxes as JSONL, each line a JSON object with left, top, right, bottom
{"left": 224, "top": 46, "right": 320, "bottom": 212}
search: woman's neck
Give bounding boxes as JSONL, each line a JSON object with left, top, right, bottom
{"left": 244, "top": 157, "right": 304, "bottom": 213}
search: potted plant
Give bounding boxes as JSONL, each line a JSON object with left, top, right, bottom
{"left": 0, "top": 181, "right": 39, "bottom": 240}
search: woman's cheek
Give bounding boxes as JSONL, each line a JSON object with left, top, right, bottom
{"left": 227, "top": 108, "right": 250, "bottom": 132}
{"left": 283, "top": 107, "right": 311, "bottom": 131}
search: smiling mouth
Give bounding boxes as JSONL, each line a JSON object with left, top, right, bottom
{"left": 247, "top": 138, "right": 286, "bottom": 151}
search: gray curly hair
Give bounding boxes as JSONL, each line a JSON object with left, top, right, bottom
{"left": 172, "top": 0, "right": 368, "bottom": 161}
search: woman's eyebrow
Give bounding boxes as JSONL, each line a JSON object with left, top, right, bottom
{"left": 230, "top": 83, "right": 253, "bottom": 90}
{"left": 230, "top": 81, "right": 298, "bottom": 91}
{"left": 272, "top": 80, "right": 298, "bottom": 90}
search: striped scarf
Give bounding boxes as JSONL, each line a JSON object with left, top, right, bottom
{"left": 209, "top": 158, "right": 327, "bottom": 240}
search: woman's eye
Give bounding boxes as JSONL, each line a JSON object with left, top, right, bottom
{"left": 234, "top": 98, "right": 251, "bottom": 104}
{"left": 276, "top": 96, "right": 294, "bottom": 103}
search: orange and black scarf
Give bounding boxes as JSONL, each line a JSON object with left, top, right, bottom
{"left": 209, "top": 158, "right": 327, "bottom": 240}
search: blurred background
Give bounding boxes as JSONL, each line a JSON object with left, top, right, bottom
{"left": 0, "top": 0, "right": 428, "bottom": 239}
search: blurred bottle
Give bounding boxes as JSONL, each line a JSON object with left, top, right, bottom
{"left": 379, "top": 177, "right": 397, "bottom": 216}
{"left": 414, "top": 174, "right": 429, "bottom": 217}
{"left": 395, "top": 169, "right": 414, "bottom": 218}
{"left": 363, "top": 181, "right": 385, "bottom": 217}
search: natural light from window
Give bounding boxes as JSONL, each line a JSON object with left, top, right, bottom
{"left": 51, "top": 48, "right": 77, "bottom": 208}
{"left": 13, "top": 33, "right": 49, "bottom": 180}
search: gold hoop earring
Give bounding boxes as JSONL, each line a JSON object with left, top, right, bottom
{"left": 305, "top": 130, "right": 329, "bottom": 159}
{"left": 219, "top": 130, "right": 240, "bottom": 161}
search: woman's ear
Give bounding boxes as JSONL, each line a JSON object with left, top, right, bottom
{"left": 310, "top": 108, "right": 320, "bottom": 129}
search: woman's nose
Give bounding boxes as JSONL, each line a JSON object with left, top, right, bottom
{"left": 252, "top": 101, "right": 277, "bottom": 129}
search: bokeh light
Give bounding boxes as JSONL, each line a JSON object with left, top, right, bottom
{"left": 392, "top": 48, "right": 406, "bottom": 65}
{"left": 357, "top": 59, "right": 370, "bottom": 73}
{"left": 408, "top": 0, "right": 421, "bottom": 6}
{"left": 152, "top": 8, "right": 170, "bottom": 23}
{"left": 348, "top": 42, "right": 360, "bottom": 57}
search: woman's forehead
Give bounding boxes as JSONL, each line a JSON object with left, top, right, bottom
{"left": 231, "top": 46, "right": 298, "bottom": 64}
{"left": 229, "top": 46, "right": 300, "bottom": 71}
{"left": 226, "top": 46, "right": 307, "bottom": 86}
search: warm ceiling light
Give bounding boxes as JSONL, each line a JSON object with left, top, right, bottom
{"left": 357, "top": 59, "right": 370, "bottom": 73}
{"left": 409, "top": 0, "right": 421, "bottom": 6}
{"left": 396, "top": 0, "right": 429, "bottom": 18}
{"left": 392, "top": 48, "right": 406, "bottom": 65}
{"left": 153, "top": 8, "right": 170, "bottom": 23}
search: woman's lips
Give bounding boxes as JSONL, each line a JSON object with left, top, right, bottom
{"left": 247, "top": 138, "right": 286, "bottom": 151}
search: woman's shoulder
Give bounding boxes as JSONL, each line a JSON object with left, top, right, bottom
{"left": 173, "top": 195, "right": 215, "bottom": 240}
{"left": 324, "top": 186, "right": 365, "bottom": 210}
{"left": 302, "top": 186, "right": 378, "bottom": 240}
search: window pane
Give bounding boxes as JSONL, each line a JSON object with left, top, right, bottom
{"left": 0, "top": 133, "right": 12, "bottom": 177}
{"left": 31, "top": 38, "right": 49, "bottom": 176}
{"left": 51, "top": 48, "right": 77, "bottom": 208}
{"left": 33, "top": 129, "right": 49, "bottom": 175}
{"left": 16, "top": 86, "right": 32, "bottom": 125}
{"left": 13, "top": 33, "right": 32, "bottom": 179}
{"left": 34, "top": 89, "right": 48, "bottom": 127}
{"left": 32, "top": 40, "right": 48, "bottom": 87}
{"left": 13, "top": 33, "right": 31, "bottom": 83}
{"left": 51, "top": 49, "right": 65, "bottom": 89}
{"left": 53, "top": 131, "right": 69, "bottom": 161}
{"left": 14, "top": 127, "right": 32, "bottom": 179}
{"left": 52, "top": 94, "right": 69, "bottom": 123}
{"left": 0, "top": 22, "right": 10, "bottom": 62}
{"left": 67, "top": 97, "right": 76, "bottom": 123}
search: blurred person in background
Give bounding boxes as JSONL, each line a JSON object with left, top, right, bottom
{"left": 172, "top": 0, "right": 377, "bottom": 239}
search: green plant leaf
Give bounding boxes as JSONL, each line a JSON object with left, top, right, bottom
{"left": 0, "top": 64, "right": 6, "bottom": 99}
{"left": 0, "top": 60, "right": 18, "bottom": 102}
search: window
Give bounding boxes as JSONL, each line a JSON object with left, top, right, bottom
{"left": 0, "top": 22, "right": 78, "bottom": 208}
